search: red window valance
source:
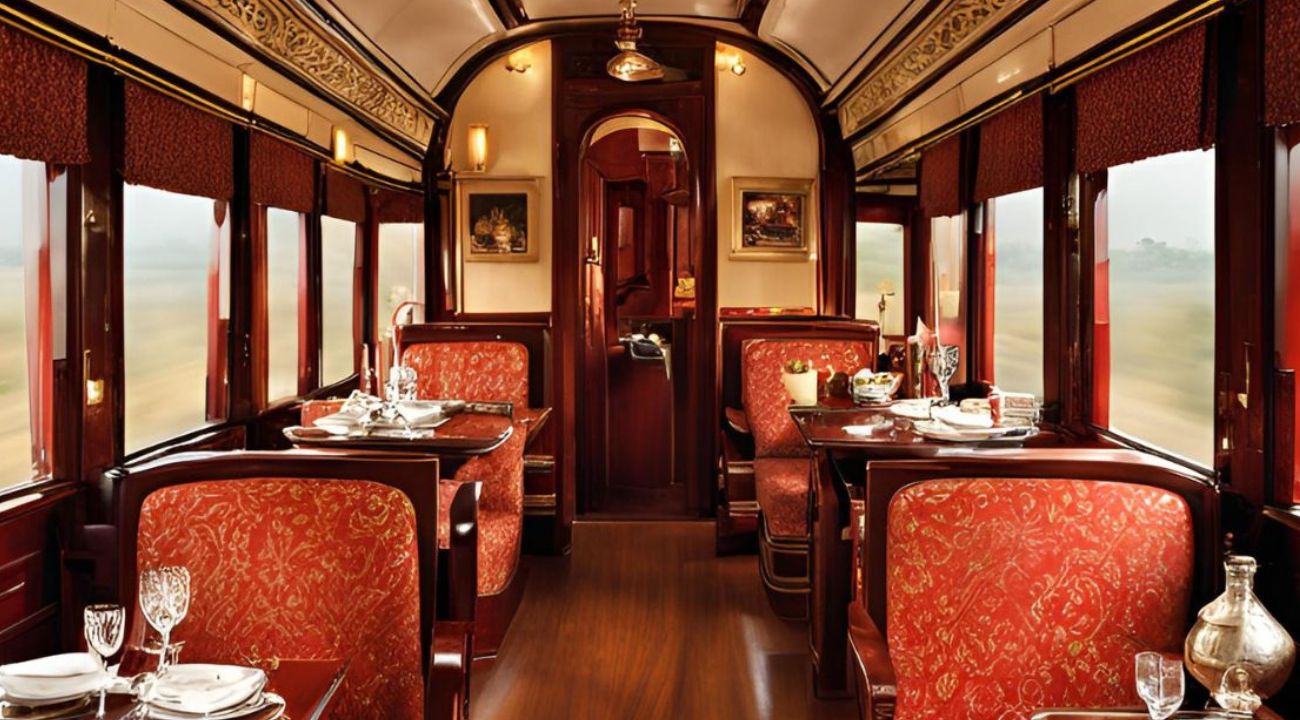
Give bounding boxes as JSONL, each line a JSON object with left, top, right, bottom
{"left": 0, "top": 23, "right": 89, "bottom": 164}
{"left": 1266, "top": 0, "right": 1300, "bottom": 126}
{"left": 325, "top": 169, "right": 366, "bottom": 223}
{"left": 975, "top": 95, "right": 1043, "bottom": 203}
{"left": 374, "top": 188, "right": 424, "bottom": 224}
{"left": 1075, "top": 24, "right": 1215, "bottom": 174}
{"left": 250, "top": 132, "right": 315, "bottom": 214}
{"left": 123, "top": 82, "right": 233, "bottom": 199}
{"left": 920, "top": 135, "right": 962, "bottom": 218}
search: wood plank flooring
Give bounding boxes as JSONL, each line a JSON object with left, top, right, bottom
{"left": 470, "top": 521, "right": 858, "bottom": 720}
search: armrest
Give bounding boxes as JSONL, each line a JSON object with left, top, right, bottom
{"left": 848, "top": 603, "right": 896, "bottom": 719}
{"left": 428, "top": 621, "right": 472, "bottom": 720}
{"left": 440, "top": 482, "right": 479, "bottom": 623}
{"left": 724, "top": 406, "right": 750, "bottom": 435}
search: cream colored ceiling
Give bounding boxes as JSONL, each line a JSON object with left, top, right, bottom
{"left": 523, "top": 0, "right": 741, "bottom": 19}
{"left": 760, "top": 0, "right": 916, "bottom": 85}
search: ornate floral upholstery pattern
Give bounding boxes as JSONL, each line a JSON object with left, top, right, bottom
{"left": 438, "top": 424, "right": 525, "bottom": 596}
{"left": 754, "top": 458, "right": 812, "bottom": 538}
{"left": 742, "top": 339, "right": 874, "bottom": 538}
{"left": 403, "top": 341, "right": 530, "bottom": 408}
{"left": 137, "top": 479, "right": 424, "bottom": 720}
{"left": 741, "top": 339, "right": 876, "bottom": 458}
{"left": 403, "top": 340, "right": 528, "bottom": 598}
{"left": 886, "top": 478, "right": 1194, "bottom": 719}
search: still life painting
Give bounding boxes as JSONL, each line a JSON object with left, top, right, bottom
{"left": 731, "top": 177, "right": 815, "bottom": 260}
{"left": 459, "top": 178, "right": 540, "bottom": 262}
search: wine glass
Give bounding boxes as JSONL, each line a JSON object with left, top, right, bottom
{"left": 84, "top": 604, "right": 125, "bottom": 718}
{"left": 927, "top": 344, "right": 960, "bottom": 403}
{"left": 1135, "top": 651, "right": 1184, "bottom": 720}
{"left": 138, "top": 566, "right": 191, "bottom": 673}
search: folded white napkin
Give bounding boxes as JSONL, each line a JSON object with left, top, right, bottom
{"left": 149, "top": 664, "right": 266, "bottom": 716}
{"left": 933, "top": 405, "right": 994, "bottom": 429}
{"left": 396, "top": 400, "right": 444, "bottom": 427}
{"left": 0, "top": 652, "right": 104, "bottom": 704}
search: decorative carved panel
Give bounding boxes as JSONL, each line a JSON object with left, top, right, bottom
{"left": 177, "top": 0, "right": 435, "bottom": 146}
{"left": 837, "top": 0, "right": 1028, "bottom": 138}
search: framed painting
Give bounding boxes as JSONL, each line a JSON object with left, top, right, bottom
{"left": 457, "top": 177, "right": 540, "bottom": 263}
{"left": 730, "top": 177, "right": 816, "bottom": 260}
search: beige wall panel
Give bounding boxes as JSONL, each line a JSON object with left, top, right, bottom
{"left": 959, "top": 30, "right": 1052, "bottom": 112}
{"left": 252, "top": 82, "right": 312, "bottom": 137}
{"left": 354, "top": 145, "right": 421, "bottom": 184}
{"left": 306, "top": 112, "right": 333, "bottom": 150}
{"left": 916, "top": 87, "right": 963, "bottom": 140}
{"left": 108, "top": 4, "right": 243, "bottom": 106}
{"left": 27, "top": 0, "right": 113, "bottom": 35}
{"left": 449, "top": 41, "right": 553, "bottom": 314}
{"left": 1053, "top": 0, "right": 1179, "bottom": 64}
{"left": 716, "top": 46, "right": 820, "bottom": 310}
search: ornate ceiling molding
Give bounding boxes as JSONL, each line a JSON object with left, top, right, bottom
{"left": 179, "top": 0, "right": 435, "bottom": 147}
{"left": 837, "top": 0, "right": 1028, "bottom": 138}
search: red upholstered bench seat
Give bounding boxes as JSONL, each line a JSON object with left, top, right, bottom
{"left": 753, "top": 458, "right": 812, "bottom": 537}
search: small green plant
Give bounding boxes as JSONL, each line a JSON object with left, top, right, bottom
{"left": 784, "top": 358, "right": 812, "bottom": 374}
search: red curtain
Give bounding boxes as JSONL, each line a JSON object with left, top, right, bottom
{"left": 123, "top": 82, "right": 233, "bottom": 199}
{"left": 326, "top": 169, "right": 367, "bottom": 223}
{"left": 1076, "top": 24, "right": 1214, "bottom": 174}
{"left": 375, "top": 188, "right": 424, "bottom": 224}
{"left": 920, "top": 136, "right": 962, "bottom": 218}
{"left": 975, "top": 96, "right": 1043, "bottom": 202}
{"left": 0, "top": 24, "right": 89, "bottom": 164}
{"left": 250, "top": 132, "right": 315, "bottom": 213}
{"left": 1267, "top": 0, "right": 1300, "bottom": 127}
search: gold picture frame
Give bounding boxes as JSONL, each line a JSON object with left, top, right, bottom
{"left": 730, "top": 177, "right": 816, "bottom": 261}
{"left": 457, "top": 176, "right": 540, "bottom": 263}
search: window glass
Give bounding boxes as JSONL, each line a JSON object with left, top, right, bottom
{"left": 1096, "top": 149, "right": 1215, "bottom": 465}
{"left": 989, "top": 188, "right": 1044, "bottom": 397}
{"left": 124, "top": 185, "right": 228, "bottom": 452}
{"left": 266, "top": 208, "right": 301, "bottom": 402}
{"left": 321, "top": 216, "right": 357, "bottom": 383}
{"left": 854, "top": 222, "right": 904, "bottom": 336}
{"left": 932, "top": 214, "right": 967, "bottom": 382}
{"left": 377, "top": 223, "right": 424, "bottom": 369}
{"left": 0, "top": 155, "right": 44, "bottom": 486}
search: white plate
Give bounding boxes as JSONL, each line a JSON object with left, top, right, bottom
{"left": 890, "top": 400, "right": 933, "bottom": 420}
{"left": 150, "top": 665, "right": 266, "bottom": 716}
{"left": 0, "top": 653, "right": 104, "bottom": 704}
{"left": 913, "top": 420, "right": 1036, "bottom": 443}
{"left": 147, "top": 692, "right": 285, "bottom": 720}
{"left": 932, "top": 405, "right": 994, "bottom": 429}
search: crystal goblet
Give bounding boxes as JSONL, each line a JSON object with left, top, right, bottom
{"left": 84, "top": 604, "right": 125, "bottom": 718}
{"left": 1136, "top": 651, "right": 1184, "bottom": 720}
{"left": 138, "top": 566, "right": 191, "bottom": 674}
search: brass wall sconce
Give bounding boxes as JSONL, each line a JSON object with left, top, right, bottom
{"left": 467, "top": 124, "right": 489, "bottom": 173}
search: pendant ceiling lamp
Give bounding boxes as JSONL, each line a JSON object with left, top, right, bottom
{"left": 607, "top": 0, "right": 664, "bottom": 82}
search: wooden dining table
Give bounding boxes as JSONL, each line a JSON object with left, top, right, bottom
{"left": 56, "top": 658, "right": 346, "bottom": 720}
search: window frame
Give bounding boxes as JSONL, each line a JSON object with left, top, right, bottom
{"left": 851, "top": 195, "right": 912, "bottom": 341}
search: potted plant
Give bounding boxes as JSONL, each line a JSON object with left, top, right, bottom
{"left": 782, "top": 358, "right": 818, "bottom": 406}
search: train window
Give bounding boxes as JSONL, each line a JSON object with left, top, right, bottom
{"left": 1093, "top": 148, "right": 1215, "bottom": 465}
{"left": 377, "top": 223, "right": 424, "bottom": 368}
{"left": 321, "top": 216, "right": 357, "bottom": 384}
{"left": 0, "top": 155, "right": 48, "bottom": 487}
{"left": 266, "top": 208, "right": 301, "bottom": 402}
{"left": 932, "top": 214, "right": 967, "bottom": 382}
{"left": 988, "top": 188, "right": 1044, "bottom": 397}
{"left": 123, "top": 185, "right": 229, "bottom": 452}
{"left": 854, "top": 222, "right": 904, "bottom": 336}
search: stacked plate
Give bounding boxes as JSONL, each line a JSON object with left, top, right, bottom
{"left": 0, "top": 653, "right": 104, "bottom": 709}
{"left": 146, "top": 664, "right": 280, "bottom": 720}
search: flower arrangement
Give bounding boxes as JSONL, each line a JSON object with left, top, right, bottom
{"left": 781, "top": 358, "right": 818, "bottom": 406}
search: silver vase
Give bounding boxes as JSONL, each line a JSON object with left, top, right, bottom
{"left": 1184, "top": 556, "right": 1295, "bottom": 712}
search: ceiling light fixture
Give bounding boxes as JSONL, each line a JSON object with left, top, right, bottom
{"left": 505, "top": 48, "right": 533, "bottom": 73}
{"left": 607, "top": 0, "right": 663, "bottom": 83}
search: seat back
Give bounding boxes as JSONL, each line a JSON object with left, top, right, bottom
{"left": 402, "top": 340, "right": 529, "bottom": 407}
{"left": 862, "top": 451, "right": 1217, "bottom": 720}
{"left": 740, "top": 338, "right": 876, "bottom": 457}
{"left": 138, "top": 478, "right": 423, "bottom": 720}
{"left": 110, "top": 451, "right": 442, "bottom": 720}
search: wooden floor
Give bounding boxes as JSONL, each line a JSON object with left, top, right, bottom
{"left": 470, "top": 521, "right": 858, "bottom": 720}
